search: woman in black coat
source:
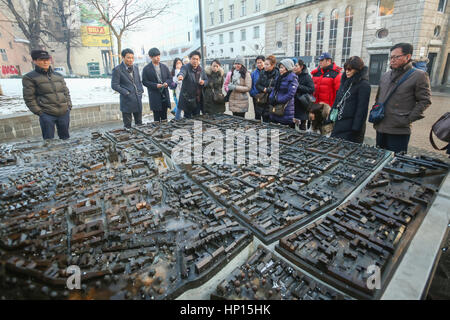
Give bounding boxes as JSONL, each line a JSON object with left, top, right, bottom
{"left": 254, "top": 55, "right": 279, "bottom": 123}
{"left": 330, "top": 56, "right": 371, "bottom": 143}
{"left": 293, "top": 59, "right": 315, "bottom": 130}
{"left": 203, "top": 59, "right": 225, "bottom": 115}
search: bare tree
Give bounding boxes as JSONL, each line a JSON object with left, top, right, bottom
{"left": 0, "top": 0, "right": 46, "bottom": 51}
{"left": 82, "top": 0, "right": 176, "bottom": 63}
{"left": 53, "top": 0, "right": 79, "bottom": 75}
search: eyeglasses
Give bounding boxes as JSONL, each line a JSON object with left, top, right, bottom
{"left": 390, "top": 54, "right": 406, "bottom": 61}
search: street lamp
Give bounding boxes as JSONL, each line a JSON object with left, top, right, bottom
{"left": 198, "top": 0, "right": 205, "bottom": 69}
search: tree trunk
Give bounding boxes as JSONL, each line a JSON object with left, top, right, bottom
{"left": 66, "top": 44, "right": 73, "bottom": 75}
{"left": 117, "top": 35, "right": 122, "bottom": 64}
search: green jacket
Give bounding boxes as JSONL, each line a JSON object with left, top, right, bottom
{"left": 22, "top": 66, "right": 72, "bottom": 117}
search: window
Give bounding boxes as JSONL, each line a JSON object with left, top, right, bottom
{"left": 242, "top": 46, "right": 246, "bottom": 52}
{"left": 255, "top": 0, "right": 261, "bottom": 12}
{"left": 196, "top": 30, "right": 200, "bottom": 39}
{"left": 316, "top": 12, "right": 325, "bottom": 57}
{"left": 210, "top": 12, "right": 214, "bottom": 25}
{"left": 219, "top": 34, "right": 224, "bottom": 44}
{"left": 294, "top": 17, "right": 301, "bottom": 57}
{"left": 253, "top": 26, "right": 260, "bottom": 39}
{"left": 329, "top": 9, "right": 338, "bottom": 58}
{"left": 376, "top": 28, "right": 389, "bottom": 39}
{"left": 305, "top": 15, "right": 312, "bottom": 56}
{"left": 229, "top": 31, "right": 234, "bottom": 43}
{"left": 229, "top": 4, "right": 234, "bottom": 20}
{"left": 277, "top": 0, "right": 285, "bottom": 4}
{"left": 0, "top": 49, "right": 8, "bottom": 62}
{"left": 438, "top": 0, "right": 447, "bottom": 12}
{"left": 195, "top": 15, "right": 199, "bottom": 24}
{"left": 241, "top": 0, "right": 246, "bottom": 17}
{"left": 434, "top": 26, "right": 441, "bottom": 37}
{"left": 342, "top": 6, "right": 353, "bottom": 64}
{"left": 219, "top": 9, "right": 224, "bottom": 23}
{"left": 378, "top": 0, "right": 394, "bottom": 16}
{"left": 241, "top": 29, "right": 246, "bottom": 41}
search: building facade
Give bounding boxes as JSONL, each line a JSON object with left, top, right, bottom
{"left": 0, "top": 0, "right": 113, "bottom": 77}
{"left": 0, "top": 10, "right": 32, "bottom": 78}
{"left": 204, "top": 0, "right": 267, "bottom": 62}
{"left": 203, "top": 0, "right": 450, "bottom": 87}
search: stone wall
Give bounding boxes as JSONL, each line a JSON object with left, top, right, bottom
{"left": 0, "top": 102, "right": 151, "bottom": 141}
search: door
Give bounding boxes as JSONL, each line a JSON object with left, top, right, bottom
{"left": 427, "top": 52, "right": 437, "bottom": 81}
{"left": 369, "top": 54, "right": 388, "bottom": 85}
{"left": 442, "top": 53, "right": 450, "bottom": 85}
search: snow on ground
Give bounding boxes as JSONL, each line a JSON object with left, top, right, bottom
{"left": 0, "top": 78, "right": 151, "bottom": 116}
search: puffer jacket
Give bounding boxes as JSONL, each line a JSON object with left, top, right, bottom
{"left": 311, "top": 62, "right": 342, "bottom": 107}
{"left": 254, "top": 67, "right": 279, "bottom": 116}
{"left": 294, "top": 67, "right": 315, "bottom": 120}
{"left": 269, "top": 71, "right": 299, "bottom": 124}
{"left": 374, "top": 61, "right": 431, "bottom": 135}
{"left": 224, "top": 70, "right": 252, "bottom": 113}
{"left": 203, "top": 66, "right": 225, "bottom": 114}
{"left": 22, "top": 65, "right": 72, "bottom": 117}
{"left": 330, "top": 66, "right": 371, "bottom": 143}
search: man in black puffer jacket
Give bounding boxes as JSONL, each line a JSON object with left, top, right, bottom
{"left": 23, "top": 50, "right": 72, "bottom": 141}
{"left": 330, "top": 56, "right": 371, "bottom": 143}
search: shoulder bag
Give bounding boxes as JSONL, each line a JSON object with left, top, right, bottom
{"left": 369, "top": 68, "right": 416, "bottom": 124}
{"left": 429, "top": 112, "right": 450, "bottom": 150}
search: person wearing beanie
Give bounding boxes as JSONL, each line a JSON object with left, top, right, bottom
{"left": 293, "top": 58, "right": 315, "bottom": 131}
{"left": 268, "top": 59, "right": 299, "bottom": 127}
{"left": 142, "top": 47, "right": 176, "bottom": 122}
{"left": 224, "top": 56, "right": 252, "bottom": 118}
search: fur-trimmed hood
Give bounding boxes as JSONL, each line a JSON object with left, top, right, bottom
{"left": 205, "top": 66, "right": 224, "bottom": 77}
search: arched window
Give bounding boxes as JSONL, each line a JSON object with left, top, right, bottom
{"left": 329, "top": 9, "right": 338, "bottom": 58}
{"left": 305, "top": 14, "right": 312, "bottom": 56}
{"left": 316, "top": 12, "right": 325, "bottom": 57}
{"left": 294, "top": 17, "right": 301, "bottom": 57}
{"left": 342, "top": 6, "right": 353, "bottom": 65}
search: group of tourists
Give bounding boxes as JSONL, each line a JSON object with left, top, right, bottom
{"left": 22, "top": 42, "right": 446, "bottom": 156}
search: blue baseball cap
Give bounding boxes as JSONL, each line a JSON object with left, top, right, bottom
{"left": 319, "top": 52, "right": 332, "bottom": 60}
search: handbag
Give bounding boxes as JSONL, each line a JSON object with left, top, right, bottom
{"left": 329, "top": 83, "right": 353, "bottom": 123}
{"left": 212, "top": 88, "right": 225, "bottom": 103}
{"left": 254, "top": 79, "right": 274, "bottom": 104}
{"left": 270, "top": 93, "right": 288, "bottom": 117}
{"left": 429, "top": 112, "right": 450, "bottom": 150}
{"left": 297, "top": 93, "right": 315, "bottom": 109}
{"left": 369, "top": 68, "right": 416, "bottom": 124}
{"left": 182, "top": 92, "right": 197, "bottom": 113}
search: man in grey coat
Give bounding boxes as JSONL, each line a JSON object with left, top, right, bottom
{"left": 111, "top": 48, "right": 144, "bottom": 128}
{"left": 374, "top": 43, "right": 431, "bottom": 153}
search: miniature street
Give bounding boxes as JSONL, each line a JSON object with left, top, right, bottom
{"left": 1, "top": 114, "right": 448, "bottom": 300}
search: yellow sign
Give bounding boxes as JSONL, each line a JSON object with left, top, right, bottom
{"left": 81, "top": 26, "right": 111, "bottom": 47}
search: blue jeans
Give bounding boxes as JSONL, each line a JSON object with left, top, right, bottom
{"left": 39, "top": 111, "right": 70, "bottom": 140}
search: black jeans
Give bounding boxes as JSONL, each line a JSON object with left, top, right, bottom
{"left": 376, "top": 132, "right": 411, "bottom": 154}
{"left": 233, "top": 112, "right": 245, "bottom": 118}
{"left": 123, "top": 112, "right": 142, "bottom": 128}
{"left": 153, "top": 109, "right": 167, "bottom": 122}
{"left": 39, "top": 110, "right": 70, "bottom": 140}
